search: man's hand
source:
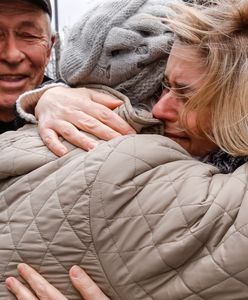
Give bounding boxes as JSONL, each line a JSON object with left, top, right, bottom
{"left": 5, "top": 263, "right": 110, "bottom": 300}
{"left": 36, "top": 87, "right": 136, "bottom": 156}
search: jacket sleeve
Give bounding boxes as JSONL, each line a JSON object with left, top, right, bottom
{"left": 15, "top": 81, "right": 68, "bottom": 124}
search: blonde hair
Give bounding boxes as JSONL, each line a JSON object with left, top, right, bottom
{"left": 163, "top": 0, "right": 248, "bottom": 156}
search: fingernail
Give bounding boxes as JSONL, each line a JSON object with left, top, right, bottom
{"left": 113, "top": 99, "right": 122, "bottom": 105}
{"left": 18, "top": 263, "right": 27, "bottom": 274}
{"left": 127, "top": 130, "right": 136, "bottom": 134}
{"left": 70, "top": 266, "right": 83, "bottom": 279}
{"left": 88, "top": 141, "right": 98, "bottom": 150}
{"left": 5, "top": 277, "right": 14, "bottom": 290}
{"left": 58, "top": 148, "right": 68, "bottom": 156}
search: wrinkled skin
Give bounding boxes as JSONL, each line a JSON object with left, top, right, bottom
{"left": 0, "top": 0, "right": 54, "bottom": 121}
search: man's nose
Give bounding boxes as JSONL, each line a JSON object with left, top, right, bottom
{"left": 0, "top": 35, "right": 25, "bottom": 65}
{"left": 152, "top": 90, "right": 180, "bottom": 122}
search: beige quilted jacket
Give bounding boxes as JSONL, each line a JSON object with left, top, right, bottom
{"left": 1, "top": 87, "right": 248, "bottom": 300}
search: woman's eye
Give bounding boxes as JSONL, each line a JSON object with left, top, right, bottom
{"left": 177, "top": 92, "right": 190, "bottom": 103}
{"left": 161, "top": 81, "right": 171, "bottom": 91}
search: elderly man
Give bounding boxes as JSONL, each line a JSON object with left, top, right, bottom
{"left": 0, "top": 0, "right": 132, "bottom": 153}
{"left": 0, "top": 0, "right": 54, "bottom": 127}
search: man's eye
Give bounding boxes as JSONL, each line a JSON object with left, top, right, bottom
{"left": 18, "top": 32, "right": 39, "bottom": 39}
{"left": 0, "top": 31, "right": 5, "bottom": 39}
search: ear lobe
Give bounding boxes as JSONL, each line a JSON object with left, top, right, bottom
{"left": 51, "top": 34, "right": 56, "bottom": 47}
{"left": 48, "top": 34, "right": 56, "bottom": 53}
{"left": 45, "top": 34, "right": 56, "bottom": 65}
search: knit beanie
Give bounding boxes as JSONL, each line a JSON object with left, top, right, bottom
{"left": 60, "top": 0, "right": 181, "bottom": 107}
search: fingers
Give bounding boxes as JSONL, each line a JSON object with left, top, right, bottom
{"left": 36, "top": 86, "right": 136, "bottom": 156}
{"left": 6, "top": 277, "right": 38, "bottom": 300}
{"left": 39, "top": 121, "right": 101, "bottom": 156}
{"left": 70, "top": 101, "right": 135, "bottom": 135}
{"left": 6, "top": 264, "right": 110, "bottom": 300}
{"left": 38, "top": 127, "right": 69, "bottom": 157}
{"left": 65, "top": 110, "right": 127, "bottom": 140}
{"left": 87, "top": 89, "right": 123, "bottom": 110}
{"left": 69, "top": 266, "right": 110, "bottom": 300}
{"left": 38, "top": 86, "right": 136, "bottom": 135}
{"left": 10, "top": 263, "right": 67, "bottom": 300}
{"left": 38, "top": 109, "right": 133, "bottom": 156}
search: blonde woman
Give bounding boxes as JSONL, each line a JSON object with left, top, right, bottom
{"left": 4, "top": 0, "right": 248, "bottom": 299}
{"left": 152, "top": 0, "right": 248, "bottom": 171}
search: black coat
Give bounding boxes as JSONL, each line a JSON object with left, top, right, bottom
{"left": 0, "top": 76, "right": 52, "bottom": 134}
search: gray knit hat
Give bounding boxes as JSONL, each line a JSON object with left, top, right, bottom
{"left": 60, "top": 0, "right": 181, "bottom": 106}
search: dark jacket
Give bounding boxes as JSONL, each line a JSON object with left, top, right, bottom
{"left": 0, "top": 76, "right": 52, "bottom": 134}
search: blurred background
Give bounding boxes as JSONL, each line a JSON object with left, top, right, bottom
{"left": 48, "top": 0, "right": 100, "bottom": 78}
{"left": 51, "top": 0, "right": 98, "bottom": 30}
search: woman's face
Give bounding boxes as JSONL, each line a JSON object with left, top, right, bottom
{"left": 152, "top": 42, "right": 218, "bottom": 157}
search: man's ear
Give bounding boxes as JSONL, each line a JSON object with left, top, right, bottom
{"left": 51, "top": 34, "right": 56, "bottom": 47}
{"left": 45, "top": 34, "right": 56, "bottom": 65}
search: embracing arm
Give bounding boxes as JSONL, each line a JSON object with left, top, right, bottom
{"left": 16, "top": 85, "right": 136, "bottom": 156}
{"left": 6, "top": 264, "right": 109, "bottom": 300}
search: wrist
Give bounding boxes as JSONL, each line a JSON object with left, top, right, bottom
{"left": 16, "top": 82, "right": 69, "bottom": 123}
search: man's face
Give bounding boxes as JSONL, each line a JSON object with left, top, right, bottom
{"left": 0, "top": 1, "right": 53, "bottom": 121}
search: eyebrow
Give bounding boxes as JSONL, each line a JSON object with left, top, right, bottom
{"left": 18, "top": 21, "right": 43, "bottom": 34}
{"left": 164, "top": 75, "right": 196, "bottom": 94}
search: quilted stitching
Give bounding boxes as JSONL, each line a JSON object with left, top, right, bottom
{"left": 0, "top": 129, "right": 113, "bottom": 299}
{"left": 89, "top": 135, "right": 248, "bottom": 299}
{"left": 1, "top": 125, "right": 248, "bottom": 299}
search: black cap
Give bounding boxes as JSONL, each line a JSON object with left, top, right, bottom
{"left": 25, "top": 0, "right": 52, "bottom": 18}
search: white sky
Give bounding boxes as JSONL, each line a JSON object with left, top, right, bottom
{"left": 50, "top": 0, "right": 100, "bottom": 32}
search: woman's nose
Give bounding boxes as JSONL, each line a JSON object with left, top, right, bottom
{"left": 152, "top": 90, "right": 180, "bottom": 122}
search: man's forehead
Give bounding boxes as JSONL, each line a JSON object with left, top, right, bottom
{"left": 0, "top": 1, "right": 51, "bottom": 35}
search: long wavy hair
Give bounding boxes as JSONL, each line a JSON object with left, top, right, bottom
{"left": 163, "top": 0, "right": 248, "bottom": 156}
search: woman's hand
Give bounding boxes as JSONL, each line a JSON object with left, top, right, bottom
{"left": 36, "top": 87, "right": 136, "bottom": 156}
{"left": 6, "top": 263, "right": 110, "bottom": 300}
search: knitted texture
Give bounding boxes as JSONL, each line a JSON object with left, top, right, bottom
{"left": 201, "top": 149, "right": 248, "bottom": 174}
{"left": 60, "top": 0, "right": 181, "bottom": 107}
